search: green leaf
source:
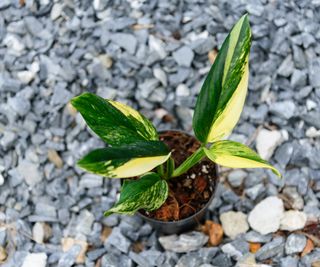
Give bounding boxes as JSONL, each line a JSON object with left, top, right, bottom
{"left": 78, "top": 141, "right": 171, "bottom": 178}
{"left": 193, "top": 14, "right": 251, "bottom": 144}
{"left": 172, "top": 147, "right": 205, "bottom": 177}
{"left": 71, "top": 93, "right": 158, "bottom": 146}
{"left": 204, "top": 140, "right": 281, "bottom": 177}
{"left": 104, "top": 172, "right": 168, "bottom": 216}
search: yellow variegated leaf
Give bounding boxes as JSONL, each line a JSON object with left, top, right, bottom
{"left": 207, "top": 61, "right": 249, "bottom": 142}
{"left": 106, "top": 154, "right": 171, "bottom": 178}
{"left": 193, "top": 14, "right": 251, "bottom": 144}
{"left": 104, "top": 172, "right": 168, "bottom": 216}
{"left": 77, "top": 141, "right": 171, "bottom": 178}
{"left": 108, "top": 100, "right": 158, "bottom": 141}
{"left": 71, "top": 93, "right": 158, "bottom": 146}
{"left": 204, "top": 140, "right": 281, "bottom": 177}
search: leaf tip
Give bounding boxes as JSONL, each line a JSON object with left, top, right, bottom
{"left": 103, "top": 210, "right": 112, "bottom": 217}
{"left": 272, "top": 168, "right": 282, "bottom": 178}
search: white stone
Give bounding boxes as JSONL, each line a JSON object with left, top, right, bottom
{"left": 0, "top": 173, "right": 4, "bottom": 186}
{"left": 98, "top": 54, "right": 113, "bottom": 69}
{"left": 51, "top": 3, "right": 64, "bottom": 20}
{"left": 22, "top": 253, "right": 47, "bottom": 267}
{"left": 149, "top": 35, "right": 167, "bottom": 59}
{"left": 3, "top": 34, "right": 25, "bottom": 56}
{"left": 30, "top": 61, "right": 40, "bottom": 73}
{"left": 256, "top": 129, "right": 283, "bottom": 160}
{"left": 17, "top": 71, "right": 35, "bottom": 84}
{"left": 33, "top": 222, "right": 44, "bottom": 244}
{"left": 248, "top": 196, "right": 284, "bottom": 235}
{"left": 306, "top": 99, "right": 317, "bottom": 111}
{"left": 153, "top": 68, "right": 167, "bottom": 86}
{"left": 33, "top": 222, "right": 47, "bottom": 244}
{"left": 176, "top": 84, "right": 190, "bottom": 97}
{"left": 280, "top": 210, "right": 307, "bottom": 231}
{"left": 306, "top": 127, "right": 320, "bottom": 138}
{"left": 220, "top": 211, "right": 249, "bottom": 239}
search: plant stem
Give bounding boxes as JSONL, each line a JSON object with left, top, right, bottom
{"left": 165, "top": 157, "right": 175, "bottom": 180}
{"left": 171, "top": 147, "right": 206, "bottom": 178}
{"left": 157, "top": 164, "right": 165, "bottom": 178}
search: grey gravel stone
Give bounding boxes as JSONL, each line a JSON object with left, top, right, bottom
{"left": 175, "top": 252, "right": 203, "bottom": 267}
{"left": 285, "top": 233, "right": 306, "bottom": 255}
{"left": 280, "top": 256, "right": 298, "bottom": 267}
{"left": 244, "top": 231, "right": 272, "bottom": 243}
{"left": 274, "top": 142, "right": 294, "bottom": 169}
{"left": 105, "top": 227, "right": 131, "bottom": 253}
{"left": 190, "top": 37, "right": 215, "bottom": 55}
{"left": 8, "top": 96, "right": 31, "bottom": 117}
{"left": 159, "top": 232, "right": 208, "bottom": 253}
{"left": 300, "top": 249, "right": 320, "bottom": 266}
{"left": 58, "top": 245, "right": 81, "bottom": 267}
{"left": 221, "top": 239, "right": 249, "bottom": 260}
{"left": 173, "top": 46, "right": 194, "bottom": 67}
{"left": 309, "top": 58, "right": 320, "bottom": 87}
{"left": 51, "top": 85, "right": 73, "bottom": 106}
{"left": 246, "top": 183, "right": 264, "bottom": 200}
{"left": 0, "top": 75, "right": 21, "bottom": 92}
{"left": 79, "top": 174, "right": 103, "bottom": 189}
{"left": 290, "top": 69, "right": 307, "bottom": 88}
{"left": 255, "top": 237, "right": 285, "bottom": 261}
{"left": 75, "top": 210, "right": 94, "bottom": 236}
{"left": 111, "top": 33, "right": 137, "bottom": 55}
{"left": 211, "top": 253, "right": 232, "bottom": 267}
{"left": 227, "top": 170, "right": 247, "bottom": 188}
{"left": 277, "top": 55, "right": 294, "bottom": 77}
{"left": 35, "top": 203, "right": 56, "bottom": 218}
{"left": 292, "top": 45, "right": 307, "bottom": 69}
{"left": 24, "top": 17, "right": 44, "bottom": 38}
{"left": 0, "top": 131, "right": 17, "bottom": 150}
{"left": 0, "top": 0, "right": 10, "bottom": 9}
{"left": 17, "top": 160, "right": 41, "bottom": 187}
{"left": 269, "top": 101, "right": 295, "bottom": 120}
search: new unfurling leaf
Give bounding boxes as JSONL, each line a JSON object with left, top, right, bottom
{"left": 193, "top": 14, "right": 251, "bottom": 144}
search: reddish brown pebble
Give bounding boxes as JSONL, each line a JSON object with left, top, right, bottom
{"left": 301, "top": 238, "right": 314, "bottom": 257}
{"left": 249, "top": 242, "right": 261, "bottom": 253}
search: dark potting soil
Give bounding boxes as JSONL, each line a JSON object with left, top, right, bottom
{"left": 140, "top": 130, "right": 218, "bottom": 221}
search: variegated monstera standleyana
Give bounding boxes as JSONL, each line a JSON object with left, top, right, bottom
{"left": 71, "top": 14, "right": 281, "bottom": 217}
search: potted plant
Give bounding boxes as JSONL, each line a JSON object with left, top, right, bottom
{"left": 70, "top": 14, "right": 281, "bottom": 234}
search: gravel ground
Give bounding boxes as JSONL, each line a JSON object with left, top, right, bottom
{"left": 1, "top": 0, "right": 320, "bottom": 267}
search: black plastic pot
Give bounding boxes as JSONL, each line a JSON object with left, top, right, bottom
{"left": 137, "top": 130, "right": 219, "bottom": 235}
{"left": 137, "top": 176, "right": 217, "bottom": 235}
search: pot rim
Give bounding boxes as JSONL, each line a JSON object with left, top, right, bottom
{"left": 136, "top": 129, "right": 219, "bottom": 225}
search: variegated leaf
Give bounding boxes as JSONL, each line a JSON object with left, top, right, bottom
{"left": 71, "top": 93, "right": 158, "bottom": 146}
{"left": 104, "top": 172, "right": 168, "bottom": 216}
{"left": 193, "top": 14, "right": 251, "bottom": 144}
{"left": 204, "top": 140, "right": 281, "bottom": 177}
{"left": 77, "top": 141, "right": 171, "bottom": 178}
